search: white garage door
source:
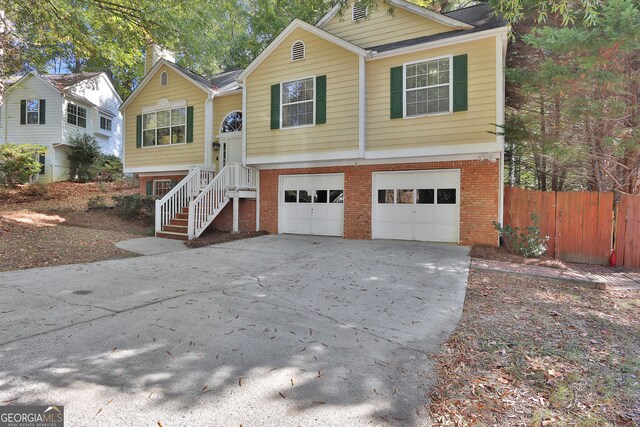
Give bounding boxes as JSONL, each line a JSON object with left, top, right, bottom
{"left": 280, "top": 174, "right": 344, "bottom": 236}
{"left": 373, "top": 170, "right": 460, "bottom": 242}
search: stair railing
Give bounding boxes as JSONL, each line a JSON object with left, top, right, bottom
{"left": 188, "top": 165, "right": 231, "bottom": 239}
{"left": 155, "top": 166, "right": 215, "bottom": 234}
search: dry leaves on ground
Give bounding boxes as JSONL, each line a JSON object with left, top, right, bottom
{"left": 429, "top": 270, "right": 640, "bottom": 426}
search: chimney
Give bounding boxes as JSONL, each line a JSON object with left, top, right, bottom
{"left": 145, "top": 44, "right": 175, "bottom": 75}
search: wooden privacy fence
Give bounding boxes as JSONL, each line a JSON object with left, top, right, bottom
{"left": 503, "top": 187, "right": 640, "bottom": 268}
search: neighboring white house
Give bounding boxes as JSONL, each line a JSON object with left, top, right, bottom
{"left": 0, "top": 72, "right": 123, "bottom": 183}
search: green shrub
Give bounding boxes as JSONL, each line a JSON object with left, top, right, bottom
{"left": 87, "top": 195, "right": 108, "bottom": 209}
{"left": 493, "top": 213, "right": 549, "bottom": 258}
{"left": 91, "top": 154, "right": 123, "bottom": 182}
{"left": 0, "top": 144, "right": 48, "bottom": 187}
{"left": 112, "top": 194, "right": 155, "bottom": 219}
{"left": 68, "top": 134, "right": 100, "bottom": 183}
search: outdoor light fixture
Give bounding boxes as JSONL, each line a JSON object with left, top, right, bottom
{"left": 212, "top": 139, "right": 221, "bottom": 151}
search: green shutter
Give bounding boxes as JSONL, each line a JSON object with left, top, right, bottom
{"left": 136, "top": 115, "right": 142, "bottom": 148}
{"left": 453, "top": 54, "right": 468, "bottom": 112}
{"left": 20, "top": 100, "right": 26, "bottom": 125}
{"left": 390, "top": 66, "right": 403, "bottom": 119}
{"left": 315, "top": 75, "right": 326, "bottom": 124}
{"left": 39, "top": 99, "right": 46, "bottom": 124}
{"left": 270, "top": 84, "right": 280, "bottom": 129}
{"left": 146, "top": 181, "right": 153, "bottom": 196}
{"left": 186, "top": 106, "right": 194, "bottom": 143}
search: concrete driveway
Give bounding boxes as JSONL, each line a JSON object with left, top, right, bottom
{"left": 0, "top": 235, "right": 469, "bottom": 426}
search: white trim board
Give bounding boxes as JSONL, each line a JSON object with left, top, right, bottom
{"left": 316, "top": 0, "right": 473, "bottom": 30}
{"left": 125, "top": 164, "right": 204, "bottom": 174}
{"left": 252, "top": 150, "right": 500, "bottom": 170}
{"left": 247, "top": 149, "right": 360, "bottom": 166}
{"left": 237, "top": 19, "right": 367, "bottom": 82}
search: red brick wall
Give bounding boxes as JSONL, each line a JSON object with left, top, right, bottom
{"left": 258, "top": 160, "right": 500, "bottom": 246}
{"left": 138, "top": 174, "right": 187, "bottom": 196}
{"left": 211, "top": 199, "right": 257, "bottom": 233}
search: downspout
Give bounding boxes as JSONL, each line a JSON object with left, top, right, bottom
{"left": 238, "top": 80, "right": 259, "bottom": 232}
{"left": 204, "top": 91, "right": 215, "bottom": 170}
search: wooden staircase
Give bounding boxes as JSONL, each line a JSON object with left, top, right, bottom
{"left": 156, "top": 207, "right": 190, "bottom": 240}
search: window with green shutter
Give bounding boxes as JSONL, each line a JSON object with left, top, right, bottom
{"left": 390, "top": 66, "right": 403, "bottom": 119}
{"left": 452, "top": 54, "right": 468, "bottom": 112}
{"left": 270, "top": 84, "right": 280, "bottom": 129}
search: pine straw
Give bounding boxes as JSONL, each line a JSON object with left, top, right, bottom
{"left": 470, "top": 244, "right": 567, "bottom": 270}
{"left": 429, "top": 271, "right": 639, "bottom": 426}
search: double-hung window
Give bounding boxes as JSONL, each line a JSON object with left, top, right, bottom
{"left": 99, "top": 116, "right": 112, "bottom": 132}
{"left": 405, "top": 56, "right": 452, "bottom": 117}
{"left": 67, "top": 103, "right": 87, "bottom": 128}
{"left": 26, "top": 99, "right": 40, "bottom": 124}
{"left": 142, "top": 107, "right": 186, "bottom": 147}
{"left": 281, "top": 77, "right": 314, "bottom": 128}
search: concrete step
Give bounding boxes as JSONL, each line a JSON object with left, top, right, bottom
{"left": 169, "top": 218, "right": 188, "bottom": 227}
{"left": 156, "top": 231, "right": 188, "bottom": 241}
{"left": 163, "top": 225, "right": 187, "bottom": 233}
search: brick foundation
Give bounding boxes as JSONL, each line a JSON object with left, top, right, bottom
{"left": 138, "top": 174, "right": 187, "bottom": 196}
{"left": 211, "top": 199, "right": 257, "bottom": 233}
{"left": 259, "top": 160, "right": 500, "bottom": 246}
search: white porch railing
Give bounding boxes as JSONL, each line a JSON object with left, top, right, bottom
{"left": 155, "top": 167, "right": 216, "bottom": 233}
{"left": 187, "top": 164, "right": 259, "bottom": 239}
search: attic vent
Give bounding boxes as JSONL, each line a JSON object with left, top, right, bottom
{"left": 352, "top": 2, "right": 368, "bottom": 21}
{"left": 160, "top": 71, "right": 168, "bottom": 86}
{"left": 291, "top": 41, "right": 305, "bottom": 61}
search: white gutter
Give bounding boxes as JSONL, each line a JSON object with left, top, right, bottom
{"left": 204, "top": 92, "right": 215, "bottom": 169}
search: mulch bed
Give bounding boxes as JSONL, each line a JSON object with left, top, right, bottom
{"left": 185, "top": 229, "right": 268, "bottom": 248}
{"left": 471, "top": 244, "right": 568, "bottom": 270}
{"left": 429, "top": 270, "right": 640, "bottom": 426}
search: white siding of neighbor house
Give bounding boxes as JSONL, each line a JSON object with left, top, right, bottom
{"left": 61, "top": 97, "right": 96, "bottom": 149}
{"left": 1, "top": 75, "right": 63, "bottom": 183}
{"left": 65, "top": 74, "right": 123, "bottom": 157}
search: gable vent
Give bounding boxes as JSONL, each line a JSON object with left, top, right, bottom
{"left": 160, "top": 71, "right": 168, "bottom": 86}
{"left": 291, "top": 41, "right": 305, "bottom": 61}
{"left": 352, "top": 2, "right": 368, "bottom": 21}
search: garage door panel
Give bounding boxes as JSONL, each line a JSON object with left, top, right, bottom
{"left": 280, "top": 174, "right": 344, "bottom": 237}
{"left": 373, "top": 170, "right": 459, "bottom": 243}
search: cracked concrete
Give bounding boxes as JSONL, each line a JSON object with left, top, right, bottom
{"left": 0, "top": 235, "right": 469, "bottom": 426}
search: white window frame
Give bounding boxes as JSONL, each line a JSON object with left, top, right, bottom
{"left": 153, "top": 179, "right": 173, "bottom": 197}
{"left": 291, "top": 40, "right": 305, "bottom": 61}
{"left": 25, "top": 99, "right": 40, "bottom": 125}
{"left": 99, "top": 115, "right": 113, "bottom": 133}
{"left": 66, "top": 102, "right": 87, "bottom": 128}
{"left": 141, "top": 106, "right": 187, "bottom": 148}
{"left": 280, "top": 75, "right": 316, "bottom": 130}
{"left": 160, "top": 71, "right": 168, "bottom": 86}
{"left": 403, "top": 54, "right": 453, "bottom": 119}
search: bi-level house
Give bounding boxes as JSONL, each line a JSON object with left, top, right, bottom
{"left": 1, "top": 72, "right": 123, "bottom": 182}
{"left": 121, "top": 1, "right": 507, "bottom": 245}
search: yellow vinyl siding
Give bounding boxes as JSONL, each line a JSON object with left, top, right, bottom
{"left": 366, "top": 37, "right": 497, "bottom": 151}
{"left": 213, "top": 93, "right": 242, "bottom": 136}
{"left": 323, "top": 1, "right": 453, "bottom": 48}
{"left": 246, "top": 27, "right": 360, "bottom": 158}
{"left": 124, "top": 64, "right": 207, "bottom": 169}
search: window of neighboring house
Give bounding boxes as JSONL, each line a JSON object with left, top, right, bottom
{"left": 67, "top": 103, "right": 87, "bottom": 128}
{"left": 100, "top": 116, "right": 113, "bottom": 132}
{"left": 39, "top": 154, "right": 45, "bottom": 175}
{"left": 27, "top": 99, "right": 40, "bottom": 124}
{"left": 281, "top": 77, "right": 314, "bottom": 128}
{"left": 153, "top": 179, "right": 173, "bottom": 197}
{"left": 142, "top": 107, "right": 186, "bottom": 147}
{"left": 405, "top": 56, "right": 451, "bottom": 117}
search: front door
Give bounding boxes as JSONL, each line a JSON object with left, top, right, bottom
{"left": 219, "top": 132, "right": 242, "bottom": 169}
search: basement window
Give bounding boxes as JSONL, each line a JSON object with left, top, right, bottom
{"left": 153, "top": 179, "right": 173, "bottom": 197}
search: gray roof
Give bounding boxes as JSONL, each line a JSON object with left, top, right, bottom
{"left": 370, "top": 3, "right": 507, "bottom": 53}
{"left": 170, "top": 63, "right": 243, "bottom": 92}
